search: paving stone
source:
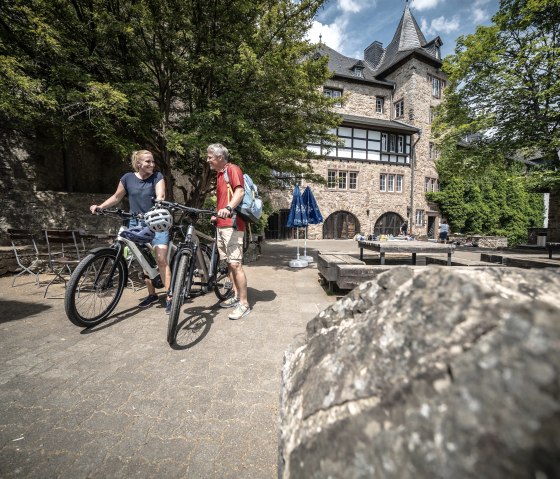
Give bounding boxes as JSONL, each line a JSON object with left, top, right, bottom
{"left": 0, "top": 240, "right": 340, "bottom": 477}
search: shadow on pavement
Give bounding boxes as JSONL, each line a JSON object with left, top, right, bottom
{"left": 171, "top": 304, "right": 219, "bottom": 350}
{"left": 0, "top": 300, "right": 52, "bottom": 323}
{"left": 247, "top": 287, "right": 276, "bottom": 304}
{"left": 80, "top": 304, "right": 147, "bottom": 334}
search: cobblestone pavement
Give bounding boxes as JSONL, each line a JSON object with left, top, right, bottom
{"left": 0, "top": 240, "right": 343, "bottom": 479}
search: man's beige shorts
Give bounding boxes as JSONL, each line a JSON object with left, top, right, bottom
{"left": 217, "top": 227, "right": 244, "bottom": 263}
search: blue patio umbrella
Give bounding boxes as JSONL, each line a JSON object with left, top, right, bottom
{"left": 301, "top": 186, "right": 323, "bottom": 262}
{"left": 286, "top": 184, "right": 309, "bottom": 267}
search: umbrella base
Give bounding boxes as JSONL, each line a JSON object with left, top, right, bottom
{"left": 300, "top": 255, "right": 314, "bottom": 263}
{"left": 289, "top": 258, "right": 309, "bottom": 268}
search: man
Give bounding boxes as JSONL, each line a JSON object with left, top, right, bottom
{"left": 207, "top": 143, "right": 251, "bottom": 320}
{"left": 400, "top": 220, "right": 408, "bottom": 236}
{"left": 439, "top": 219, "right": 449, "bottom": 244}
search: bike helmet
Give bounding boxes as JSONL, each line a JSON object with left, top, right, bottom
{"left": 144, "top": 208, "right": 173, "bottom": 233}
{"left": 120, "top": 226, "right": 155, "bottom": 244}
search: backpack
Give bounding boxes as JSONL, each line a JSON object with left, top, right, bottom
{"left": 224, "top": 166, "right": 263, "bottom": 223}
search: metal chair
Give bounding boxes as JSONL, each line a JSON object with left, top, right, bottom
{"left": 43, "top": 229, "right": 82, "bottom": 298}
{"left": 7, "top": 229, "right": 45, "bottom": 287}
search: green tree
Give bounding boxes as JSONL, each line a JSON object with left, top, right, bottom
{"left": 428, "top": 163, "right": 544, "bottom": 246}
{"left": 434, "top": 0, "right": 560, "bottom": 188}
{"left": 1, "top": 0, "right": 339, "bottom": 202}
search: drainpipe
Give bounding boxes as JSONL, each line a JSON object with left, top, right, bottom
{"left": 409, "top": 129, "right": 422, "bottom": 236}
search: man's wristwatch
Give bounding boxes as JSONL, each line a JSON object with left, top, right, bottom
{"left": 225, "top": 205, "right": 233, "bottom": 213}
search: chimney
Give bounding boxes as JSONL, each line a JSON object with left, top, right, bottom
{"left": 364, "top": 41, "right": 384, "bottom": 69}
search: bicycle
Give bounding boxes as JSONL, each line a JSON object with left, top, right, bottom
{"left": 156, "top": 200, "right": 232, "bottom": 345}
{"left": 64, "top": 207, "right": 232, "bottom": 328}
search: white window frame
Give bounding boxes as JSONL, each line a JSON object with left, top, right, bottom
{"left": 394, "top": 99, "right": 404, "bottom": 118}
{"left": 324, "top": 88, "right": 342, "bottom": 107}
{"left": 396, "top": 175, "right": 403, "bottom": 192}
{"left": 349, "top": 171, "right": 358, "bottom": 190}
{"left": 387, "top": 174, "right": 395, "bottom": 192}
{"left": 376, "top": 97, "right": 384, "bottom": 113}
{"left": 380, "top": 174, "right": 386, "bottom": 192}
{"left": 415, "top": 209, "right": 424, "bottom": 226}
{"left": 338, "top": 171, "right": 347, "bottom": 189}
{"left": 327, "top": 170, "right": 337, "bottom": 189}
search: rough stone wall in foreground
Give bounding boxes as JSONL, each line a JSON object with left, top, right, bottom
{"left": 279, "top": 266, "right": 560, "bottom": 478}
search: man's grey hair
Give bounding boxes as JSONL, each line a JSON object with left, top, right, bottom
{"left": 207, "top": 143, "right": 229, "bottom": 162}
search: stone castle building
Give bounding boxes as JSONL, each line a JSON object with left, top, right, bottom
{"left": 266, "top": 4, "right": 446, "bottom": 240}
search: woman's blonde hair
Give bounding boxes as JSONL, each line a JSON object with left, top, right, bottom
{"left": 130, "top": 150, "right": 154, "bottom": 172}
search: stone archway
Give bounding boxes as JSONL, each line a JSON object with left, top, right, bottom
{"left": 373, "top": 212, "right": 404, "bottom": 236}
{"left": 323, "top": 211, "right": 360, "bottom": 239}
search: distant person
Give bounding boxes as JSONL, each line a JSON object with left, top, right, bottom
{"left": 207, "top": 143, "right": 251, "bottom": 320}
{"left": 439, "top": 219, "right": 449, "bottom": 243}
{"left": 400, "top": 221, "right": 408, "bottom": 236}
{"left": 89, "top": 150, "right": 172, "bottom": 312}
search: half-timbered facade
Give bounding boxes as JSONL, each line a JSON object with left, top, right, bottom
{"left": 267, "top": 4, "right": 446, "bottom": 240}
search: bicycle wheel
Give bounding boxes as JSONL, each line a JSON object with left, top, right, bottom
{"left": 64, "top": 249, "right": 127, "bottom": 327}
{"left": 214, "top": 259, "right": 234, "bottom": 301}
{"left": 167, "top": 250, "right": 194, "bottom": 345}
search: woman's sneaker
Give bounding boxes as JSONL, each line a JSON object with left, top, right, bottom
{"left": 138, "top": 294, "right": 159, "bottom": 308}
{"left": 228, "top": 303, "right": 251, "bottom": 320}
{"left": 220, "top": 296, "right": 239, "bottom": 308}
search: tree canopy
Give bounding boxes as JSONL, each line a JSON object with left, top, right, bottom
{"left": 0, "top": 0, "right": 339, "bottom": 204}
{"left": 434, "top": 0, "right": 560, "bottom": 186}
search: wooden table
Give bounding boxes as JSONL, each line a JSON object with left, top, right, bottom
{"left": 358, "top": 240, "right": 456, "bottom": 265}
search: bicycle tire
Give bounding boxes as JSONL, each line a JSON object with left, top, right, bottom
{"left": 167, "top": 250, "right": 194, "bottom": 345}
{"left": 64, "top": 249, "right": 127, "bottom": 327}
{"left": 214, "top": 260, "right": 234, "bottom": 301}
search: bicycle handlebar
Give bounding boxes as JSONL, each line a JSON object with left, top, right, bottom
{"left": 155, "top": 200, "right": 217, "bottom": 217}
{"left": 94, "top": 208, "right": 143, "bottom": 220}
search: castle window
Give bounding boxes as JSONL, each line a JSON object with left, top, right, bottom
{"left": 398, "top": 135, "right": 404, "bottom": 153}
{"left": 380, "top": 174, "right": 404, "bottom": 193}
{"left": 324, "top": 87, "right": 342, "bottom": 107}
{"left": 381, "top": 133, "right": 388, "bottom": 151}
{"left": 428, "top": 75, "right": 445, "bottom": 99}
{"left": 327, "top": 169, "right": 357, "bottom": 190}
{"left": 376, "top": 97, "right": 384, "bottom": 113}
{"left": 425, "top": 177, "right": 439, "bottom": 192}
{"left": 353, "top": 67, "right": 364, "bottom": 78}
{"left": 415, "top": 209, "right": 425, "bottom": 226}
{"left": 389, "top": 134, "right": 396, "bottom": 152}
{"left": 394, "top": 99, "right": 404, "bottom": 118}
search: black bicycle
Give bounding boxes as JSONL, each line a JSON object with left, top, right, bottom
{"left": 156, "top": 200, "right": 233, "bottom": 345}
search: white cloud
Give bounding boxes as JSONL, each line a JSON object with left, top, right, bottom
{"left": 423, "top": 15, "right": 461, "bottom": 36}
{"left": 474, "top": 0, "right": 492, "bottom": 6}
{"left": 471, "top": 7, "right": 489, "bottom": 23}
{"left": 338, "top": 0, "right": 370, "bottom": 13}
{"left": 412, "top": 0, "right": 442, "bottom": 11}
{"left": 307, "top": 20, "right": 346, "bottom": 52}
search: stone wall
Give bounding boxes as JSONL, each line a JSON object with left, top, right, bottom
{"left": 449, "top": 234, "right": 509, "bottom": 249}
{"left": 0, "top": 189, "right": 122, "bottom": 246}
{"left": 548, "top": 190, "right": 560, "bottom": 242}
{"left": 279, "top": 266, "right": 560, "bottom": 478}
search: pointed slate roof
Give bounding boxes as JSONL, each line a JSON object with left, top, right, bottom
{"left": 364, "top": 5, "right": 442, "bottom": 77}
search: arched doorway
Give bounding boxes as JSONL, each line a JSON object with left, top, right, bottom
{"left": 323, "top": 211, "right": 360, "bottom": 239}
{"left": 373, "top": 212, "right": 404, "bottom": 236}
{"left": 265, "top": 209, "right": 296, "bottom": 239}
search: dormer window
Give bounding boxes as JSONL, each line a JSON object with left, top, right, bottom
{"left": 353, "top": 67, "right": 364, "bottom": 78}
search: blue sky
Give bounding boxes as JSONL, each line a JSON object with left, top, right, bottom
{"left": 307, "top": 0, "right": 500, "bottom": 60}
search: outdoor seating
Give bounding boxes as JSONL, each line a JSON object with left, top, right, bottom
{"left": 43, "top": 229, "right": 82, "bottom": 298}
{"left": 7, "top": 228, "right": 46, "bottom": 287}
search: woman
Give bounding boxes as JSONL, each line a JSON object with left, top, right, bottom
{"left": 90, "top": 150, "right": 172, "bottom": 312}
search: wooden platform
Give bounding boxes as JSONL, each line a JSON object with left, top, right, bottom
{"left": 336, "top": 264, "right": 423, "bottom": 290}
{"left": 317, "top": 253, "right": 364, "bottom": 291}
{"left": 480, "top": 253, "right": 560, "bottom": 268}
{"left": 358, "top": 240, "right": 455, "bottom": 265}
{"left": 425, "top": 255, "right": 502, "bottom": 267}
{"left": 547, "top": 242, "right": 560, "bottom": 259}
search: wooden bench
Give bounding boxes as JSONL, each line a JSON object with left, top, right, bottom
{"left": 481, "top": 253, "right": 560, "bottom": 268}
{"left": 318, "top": 253, "right": 365, "bottom": 291}
{"left": 547, "top": 242, "right": 560, "bottom": 259}
{"left": 425, "top": 256, "right": 502, "bottom": 267}
{"left": 336, "top": 264, "right": 424, "bottom": 290}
